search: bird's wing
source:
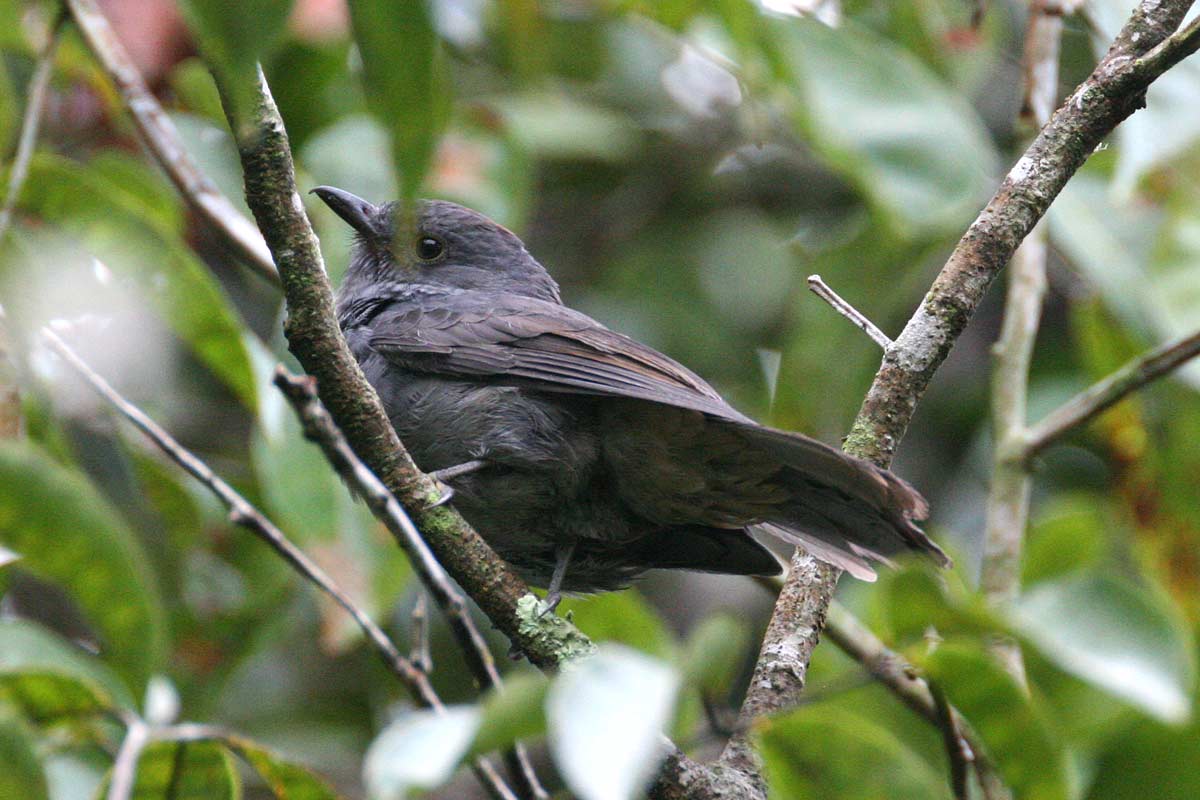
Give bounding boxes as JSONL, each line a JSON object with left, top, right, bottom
{"left": 365, "top": 291, "right": 748, "bottom": 420}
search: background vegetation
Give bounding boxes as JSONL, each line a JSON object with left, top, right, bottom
{"left": 0, "top": 0, "right": 1198, "bottom": 798}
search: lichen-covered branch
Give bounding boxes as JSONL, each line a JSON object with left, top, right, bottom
{"left": 704, "top": 2, "right": 1200, "bottom": 796}
{"left": 219, "top": 69, "right": 591, "bottom": 671}
{"left": 1024, "top": 328, "right": 1200, "bottom": 458}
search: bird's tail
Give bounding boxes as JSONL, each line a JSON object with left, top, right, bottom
{"left": 727, "top": 421, "right": 950, "bottom": 581}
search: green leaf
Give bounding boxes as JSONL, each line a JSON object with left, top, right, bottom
{"left": 680, "top": 614, "right": 748, "bottom": 695}
{"left": 771, "top": 16, "right": 996, "bottom": 236}
{"left": 1013, "top": 573, "right": 1196, "bottom": 723}
{"left": 470, "top": 671, "right": 548, "bottom": 757}
{"left": 0, "top": 714, "right": 49, "bottom": 800}
{"left": 177, "top": 0, "right": 294, "bottom": 124}
{"left": 558, "top": 590, "right": 676, "bottom": 659}
{"left": 347, "top": 0, "right": 449, "bottom": 201}
{"left": 1087, "top": 716, "right": 1200, "bottom": 800}
{"left": 0, "top": 443, "right": 166, "bottom": 693}
{"left": 758, "top": 704, "right": 951, "bottom": 800}
{"left": 923, "top": 643, "right": 1069, "bottom": 800}
{"left": 99, "top": 740, "right": 239, "bottom": 800}
{"left": 364, "top": 706, "right": 481, "bottom": 800}
{"left": 225, "top": 735, "right": 341, "bottom": 800}
{"left": 546, "top": 644, "right": 679, "bottom": 800}
{"left": 1048, "top": 170, "right": 1200, "bottom": 389}
{"left": 12, "top": 153, "right": 257, "bottom": 408}
{"left": 0, "top": 618, "right": 136, "bottom": 721}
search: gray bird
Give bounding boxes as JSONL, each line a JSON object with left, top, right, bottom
{"left": 315, "top": 187, "right": 949, "bottom": 608}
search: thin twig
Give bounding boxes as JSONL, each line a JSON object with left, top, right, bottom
{"left": 274, "top": 369, "right": 548, "bottom": 800}
{"left": 410, "top": 592, "right": 433, "bottom": 674}
{"left": 806, "top": 275, "right": 893, "bottom": 350}
{"left": 929, "top": 681, "right": 972, "bottom": 800}
{"left": 822, "top": 602, "right": 1006, "bottom": 800}
{"left": 63, "top": 0, "right": 278, "bottom": 285}
{"left": 0, "top": 10, "right": 66, "bottom": 244}
{"left": 979, "top": 0, "right": 1064, "bottom": 691}
{"left": 1024, "top": 328, "right": 1200, "bottom": 458}
{"left": 107, "top": 717, "right": 149, "bottom": 800}
{"left": 42, "top": 327, "right": 519, "bottom": 800}
{"left": 41, "top": 326, "right": 435, "bottom": 704}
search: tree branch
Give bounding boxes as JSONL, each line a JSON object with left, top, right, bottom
{"left": 217, "top": 68, "right": 592, "bottom": 671}
{"left": 0, "top": 9, "right": 66, "bottom": 245}
{"left": 979, "top": 0, "right": 1065, "bottom": 690}
{"left": 1024, "top": 328, "right": 1200, "bottom": 458}
{"left": 63, "top": 0, "right": 278, "bottom": 285}
{"left": 273, "top": 368, "right": 547, "bottom": 800}
{"left": 706, "top": 1, "right": 1199, "bottom": 795}
{"left": 41, "top": 327, "right": 519, "bottom": 800}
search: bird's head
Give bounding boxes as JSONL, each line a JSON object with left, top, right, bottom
{"left": 312, "top": 186, "right": 561, "bottom": 302}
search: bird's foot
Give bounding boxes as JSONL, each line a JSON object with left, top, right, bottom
{"left": 427, "top": 459, "right": 489, "bottom": 507}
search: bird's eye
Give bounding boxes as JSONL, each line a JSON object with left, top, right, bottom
{"left": 416, "top": 236, "right": 444, "bottom": 261}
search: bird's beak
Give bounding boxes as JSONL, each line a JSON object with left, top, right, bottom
{"left": 311, "top": 186, "right": 380, "bottom": 238}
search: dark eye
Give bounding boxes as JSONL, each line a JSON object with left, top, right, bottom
{"left": 417, "top": 236, "right": 444, "bottom": 261}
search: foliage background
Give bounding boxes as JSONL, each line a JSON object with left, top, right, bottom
{"left": 0, "top": 0, "right": 1198, "bottom": 797}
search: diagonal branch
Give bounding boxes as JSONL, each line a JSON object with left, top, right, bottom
{"left": 64, "top": 0, "right": 279, "bottom": 285}
{"left": 1024, "top": 328, "right": 1200, "bottom": 458}
{"left": 218, "top": 67, "right": 593, "bottom": 671}
{"left": 41, "top": 326, "right": 519, "bottom": 800}
{"left": 274, "top": 368, "right": 547, "bottom": 800}
{"left": 0, "top": 9, "right": 66, "bottom": 244}
{"left": 708, "top": 1, "right": 1199, "bottom": 794}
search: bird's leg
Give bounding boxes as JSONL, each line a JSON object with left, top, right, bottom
{"left": 541, "top": 538, "right": 578, "bottom": 615}
{"left": 428, "top": 459, "right": 489, "bottom": 507}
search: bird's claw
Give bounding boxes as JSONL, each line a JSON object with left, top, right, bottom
{"left": 430, "top": 483, "right": 455, "bottom": 507}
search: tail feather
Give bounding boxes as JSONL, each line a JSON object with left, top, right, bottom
{"left": 725, "top": 420, "right": 951, "bottom": 577}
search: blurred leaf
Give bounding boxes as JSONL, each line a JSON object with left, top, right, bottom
{"left": 177, "top": 0, "right": 294, "bottom": 124}
{"left": 99, "top": 740, "right": 238, "bottom": 800}
{"left": 680, "top": 614, "right": 748, "bottom": 695}
{"left": 924, "top": 643, "right": 1069, "bottom": 800}
{"left": 1013, "top": 573, "right": 1196, "bottom": 723}
{"left": 0, "top": 621, "right": 129, "bottom": 703}
{"left": 0, "top": 714, "right": 48, "bottom": 800}
{"left": 43, "top": 752, "right": 106, "bottom": 800}
{"left": 558, "top": 590, "right": 675, "bottom": 659}
{"left": 758, "top": 704, "right": 951, "bottom": 800}
{"left": 347, "top": 0, "right": 449, "bottom": 201}
{"left": 873, "top": 566, "right": 996, "bottom": 645}
{"left": 772, "top": 16, "right": 996, "bottom": 236}
{"left": 168, "top": 58, "right": 228, "bottom": 125}
{"left": 1088, "top": 0, "right": 1200, "bottom": 195}
{"left": 1087, "top": 716, "right": 1200, "bottom": 800}
{"left": 14, "top": 153, "right": 257, "bottom": 408}
{"left": 0, "top": 544, "right": 18, "bottom": 569}
{"left": 1049, "top": 170, "right": 1200, "bottom": 388}
{"left": 1022, "top": 494, "right": 1113, "bottom": 585}
{"left": 363, "top": 706, "right": 480, "bottom": 800}
{"left": 0, "top": 443, "right": 166, "bottom": 693}
{"left": 469, "top": 671, "right": 548, "bottom": 757}
{"left": 546, "top": 644, "right": 679, "bottom": 800}
{"left": 0, "top": 56, "right": 18, "bottom": 154}
{"left": 494, "top": 92, "right": 640, "bottom": 163}
{"left": 225, "top": 735, "right": 341, "bottom": 800}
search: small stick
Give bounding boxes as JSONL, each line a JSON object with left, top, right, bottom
{"left": 930, "top": 681, "right": 973, "bottom": 800}
{"left": 0, "top": 10, "right": 67, "bottom": 244}
{"left": 1024, "top": 328, "right": 1200, "bottom": 458}
{"left": 807, "top": 275, "right": 893, "bottom": 350}
{"left": 410, "top": 592, "right": 433, "bottom": 674}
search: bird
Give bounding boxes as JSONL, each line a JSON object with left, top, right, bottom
{"left": 314, "top": 186, "right": 949, "bottom": 609}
